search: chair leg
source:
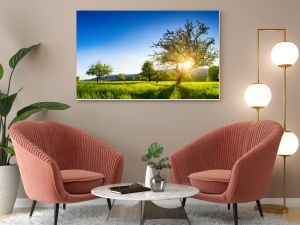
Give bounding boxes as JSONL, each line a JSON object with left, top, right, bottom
{"left": 63, "top": 204, "right": 66, "bottom": 210}
{"left": 227, "top": 204, "right": 230, "bottom": 210}
{"left": 54, "top": 204, "right": 59, "bottom": 225}
{"left": 256, "top": 200, "right": 264, "bottom": 217}
{"left": 107, "top": 198, "right": 112, "bottom": 210}
{"left": 181, "top": 198, "right": 187, "bottom": 208}
{"left": 233, "top": 203, "right": 238, "bottom": 225}
{"left": 29, "top": 200, "right": 37, "bottom": 217}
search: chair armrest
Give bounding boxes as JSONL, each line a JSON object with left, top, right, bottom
{"left": 169, "top": 131, "right": 218, "bottom": 184}
{"left": 225, "top": 131, "right": 283, "bottom": 203}
{"left": 75, "top": 132, "right": 124, "bottom": 185}
{"left": 10, "top": 139, "right": 67, "bottom": 203}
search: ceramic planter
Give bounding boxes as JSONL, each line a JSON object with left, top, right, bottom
{"left": 0, "top": 165, "right": 20, "bottom": 215}
{"left": 145, "top": 165, "right": 153, "bottom": 188}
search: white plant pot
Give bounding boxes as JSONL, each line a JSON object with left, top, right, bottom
{"left": 0, "top": 165, "right": 20, "bottom": 215}
{"left": 145, "top": 165, "right": 153, "bottom": 188}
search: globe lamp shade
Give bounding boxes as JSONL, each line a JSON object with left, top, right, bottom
{"left": 278, "top": 131, "right": 299, "bottom": 156}
{"left": 271, "top": 42, "right": 299, "bottom": 67}
{"left": 244, "top": 83, "right": 272, "bottom": 109}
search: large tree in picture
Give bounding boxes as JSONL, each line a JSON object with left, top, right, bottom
{"left": 140, "top": 60, "right": 156, "bottom": 82}
{"left": 152, "top": 20, "right": 219, "bottom": 85}
{"left": 86, "top": 61, "right": 113, "bottom": 83}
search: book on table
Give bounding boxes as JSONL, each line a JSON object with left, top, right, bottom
{"left": 110, "top": 183, "right": 151, "bottom": 194}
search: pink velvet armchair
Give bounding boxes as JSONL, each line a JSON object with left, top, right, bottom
{"left": 169, "top": 120, "right": 283, "bottom": 225}
{"left": 9, "top": 120, "right": 124, "bottom": 225}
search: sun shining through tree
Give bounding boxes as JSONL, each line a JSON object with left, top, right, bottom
{"left": 152, "top": 20, "right": 219, "bottom": 85}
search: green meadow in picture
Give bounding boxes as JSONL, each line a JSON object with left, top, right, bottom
{"left": 76, "top": 11, "right": 220, "bottom": 100}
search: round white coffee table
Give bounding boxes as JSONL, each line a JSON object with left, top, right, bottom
{"left": 92, "top": 183, "right": 199, "bottom": 225}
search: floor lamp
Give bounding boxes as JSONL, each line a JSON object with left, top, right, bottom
{"left": 270, "top": 34, "right": 299, "bottom": 213}
{"left": 244, "top": 28, "right": 299, "bottom": 214}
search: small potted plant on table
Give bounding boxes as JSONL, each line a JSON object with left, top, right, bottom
{"left": 141, "top": 142, "right": 171, "bottom": 192}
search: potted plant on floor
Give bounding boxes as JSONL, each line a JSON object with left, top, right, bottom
{"left": 141, "top": 142, "right": 171, "bottom": 191}
{"left": 0, "top": 43, "right": 70, "bottom": 215}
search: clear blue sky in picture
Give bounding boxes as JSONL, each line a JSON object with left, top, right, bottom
{"left": 77, "top": 11, "right": 219, "bottom": 80}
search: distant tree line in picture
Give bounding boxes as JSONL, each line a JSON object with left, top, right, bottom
{"left": 76, "top": 63, "right": 219, "bottom": 83}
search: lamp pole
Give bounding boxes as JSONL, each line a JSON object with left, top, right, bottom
{"left": 283, "top": 155, "right": 287, "bottom": 207}
{"left": 281, "top": 64, "right": 288, "bottom": 210}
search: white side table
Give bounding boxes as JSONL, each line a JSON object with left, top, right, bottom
{"left": 92, "top": 183, "right": 199, "bottom": 225}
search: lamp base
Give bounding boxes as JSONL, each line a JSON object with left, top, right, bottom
{"left": 255, "top": 204, "right": 288, "bottom": 214}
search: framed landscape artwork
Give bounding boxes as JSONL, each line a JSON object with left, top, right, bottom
{"left": 76, "top": 11, "right": 220, "bottom": 100}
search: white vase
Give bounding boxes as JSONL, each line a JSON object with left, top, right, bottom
{"left": 145, "top": 165, "right": 153, "bottom": 188}
{"left": 0, "top": 165, "right": 20, "bottom": 215}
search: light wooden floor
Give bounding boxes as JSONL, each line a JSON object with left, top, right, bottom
{"left": 1, "top": 207, "right": 300, "bottom": 224}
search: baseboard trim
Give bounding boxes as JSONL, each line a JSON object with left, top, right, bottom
{"left": 14, "top": 197, "right": 300, "bottom": 208}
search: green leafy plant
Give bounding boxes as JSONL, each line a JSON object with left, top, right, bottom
{"left": 0, "top": 43, "right": 70, "bottom": 166}
{"left": 148, "top": 157, "right": 171, "bottom": 171}
{"left": 141, "top": 142, "right": 171, "bottom": 171}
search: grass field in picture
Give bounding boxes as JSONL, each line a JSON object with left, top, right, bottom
{"left": 77, "top": 81, "right": 219, "bottom": 100}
